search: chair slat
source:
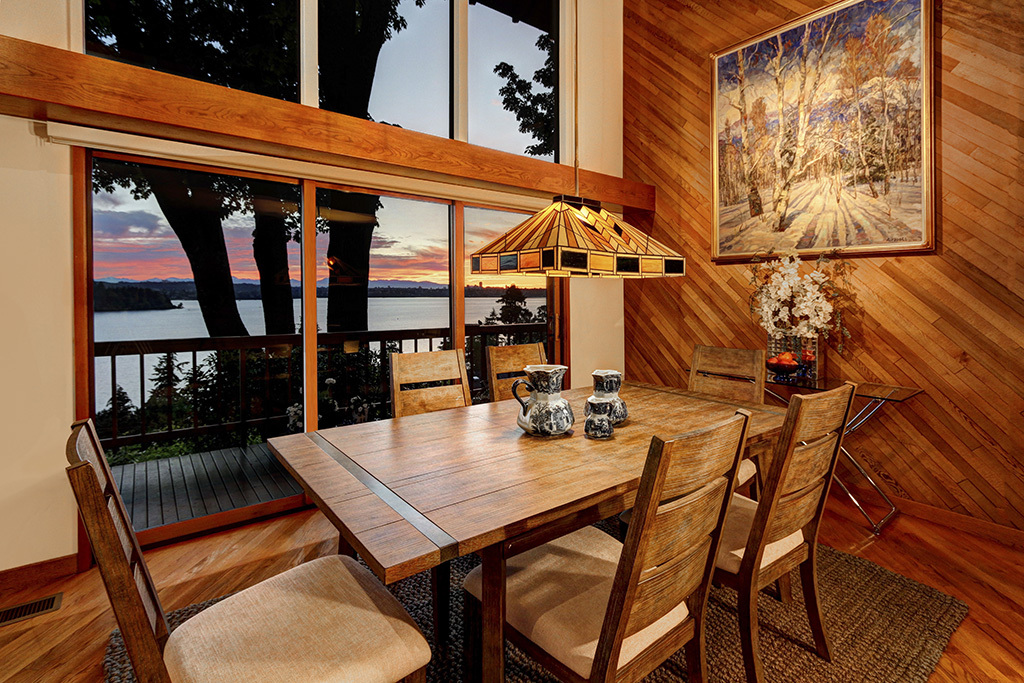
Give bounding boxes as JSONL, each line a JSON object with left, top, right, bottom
{"left": 782, "top": 432, "right": 838, "bottom": 496}
{"left": 625, "top": 536, "right": 712, "bottom": 638}
{"left": 660, "top": 417, "right": 747, "bottom": 500}
{"left": 396, "top": 385, "right": 469, "bottom": 416}
{"left": 765, "top": 480, "right": 824, "bottom": 544}
{"left": 641, "top": 477, "right": 726, "bottom": 572}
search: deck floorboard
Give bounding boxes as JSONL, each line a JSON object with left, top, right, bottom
{"left": 110, "top": 443, "right": 300, "bottom": 531}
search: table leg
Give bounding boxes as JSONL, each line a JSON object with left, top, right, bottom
{"left": 837, "top": 446, "right": 899, "bottom": 534}
{"left": 480, "top": 543, "right": 507, "bottom": 683}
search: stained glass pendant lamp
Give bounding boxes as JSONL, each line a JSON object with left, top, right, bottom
{"left": 470, "top": 195, "right": 686, "bottom": 278}
{"left": 470, "top": 1, "right": 685, "bottom": 279}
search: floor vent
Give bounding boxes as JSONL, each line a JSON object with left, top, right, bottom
{"left": 0, "top": 593, "right": 63, "bottom": 627}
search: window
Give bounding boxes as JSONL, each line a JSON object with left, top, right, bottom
{"left": 82, "top": 153, "right": 565, "bottom": 536}
{"left": 84, "top": 1, "right": 559, "bottom": 159}
{"left": 314, "top": 188, "right": 451, "bottom": 426}
{"left": 468, "top": 0, "right": 559, "bottom": 159}
{"left": 318, "top": 0, "right": 450, "bottom": 137}
{"left": 90, "top": 155, "right": 303, "bottom": 506}
{"left": 85, "top": 0, "right": 300, "bottom": 102}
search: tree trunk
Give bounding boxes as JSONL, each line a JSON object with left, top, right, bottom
{"left": 322, "top": 192, "right": 380, "bottom": 333}
{"left": 252, "top": 206, "right": 296, "bottom": 335}
{"left": 140, "top": 166, "right": 249, "bottom": 337}
{"left": 734, "top": 50, "right": 764, "bottom": 218}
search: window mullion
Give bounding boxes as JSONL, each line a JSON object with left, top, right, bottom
{"left": 300, "top": 0, "right": 319, "bottom": 108}
{"left": 452, "top": 0, "right": 469, "bottom": 142}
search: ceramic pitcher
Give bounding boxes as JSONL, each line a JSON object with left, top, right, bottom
{"left": 584, "top": 369, "right": 628, "bottom": 425}
{"left": 511, "top": 365, "right": 575, "bottom": 436}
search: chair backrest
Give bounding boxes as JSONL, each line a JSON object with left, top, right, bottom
{"left": 65, "top": 419, "right": 172, "bottom": 683}
{"left": 591, "top": 410, "right": 751, "bottom": 679}
{"left": 741, "top": 382, "right": 856, "bottom": 576}
{"left": 389, "top": 349, "right": 473, "bottom": 417}
{"left": 688, "top": 345, "right": 766, "bottom": 404}
{"left": 485, "top": 342, "right": 547, "bottom": 402}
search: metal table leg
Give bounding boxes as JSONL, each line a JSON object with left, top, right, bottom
{"left": 765, "top": 388, "right": 900, "bottom": 535}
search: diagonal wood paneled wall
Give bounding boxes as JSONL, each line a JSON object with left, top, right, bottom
{"left": 622, "top": 0, "right": 1024, "bottom": 531}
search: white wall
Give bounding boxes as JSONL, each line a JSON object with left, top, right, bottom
{"left": 568, "top": 0, "right": 626, "bottom": 388}
{"left": 0, "top": 1, "right": 78, "bottom": 573}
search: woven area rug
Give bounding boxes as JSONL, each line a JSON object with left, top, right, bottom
{"left": 105, "top": 532, "right": 967, "bottom": 682}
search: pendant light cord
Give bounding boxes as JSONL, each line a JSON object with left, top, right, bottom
{"left": 573, "top": 0, "right": 580, "bottom": 197}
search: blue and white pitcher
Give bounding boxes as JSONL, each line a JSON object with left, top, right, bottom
{"left": 511, "top": 365, "right": 575, "bottom": 436}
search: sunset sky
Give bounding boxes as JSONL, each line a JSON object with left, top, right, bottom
{"left": 92, "top": 1, "right": 550, "bottom": 289}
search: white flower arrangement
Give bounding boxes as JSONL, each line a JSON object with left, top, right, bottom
{"left": 749, "top": 250, "right": 855, "bottom": 352}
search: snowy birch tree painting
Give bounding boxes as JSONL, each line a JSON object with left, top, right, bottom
{"left": 711, "top": 0, "right": 932, "bottom": 261}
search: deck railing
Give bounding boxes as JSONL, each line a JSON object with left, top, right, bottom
{"left": 94, "top": 322, "right": 548, "bottom": 450}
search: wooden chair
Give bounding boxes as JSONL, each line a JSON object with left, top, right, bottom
{"left": 389, "top": 348, "right": 472, "bottom": 648}
{"left": 689, "top": 345, "right": 766, "bottom": 487}
{"left": 620, "top": 344, "right": 766, "bottom": 535}
{"left": 688, "top": 344, "right": 766, "bottom": 404}
{"left": 389, "top": 348, "right": 472, "bottom": 417}
{"left": 464, "top": 410, "right": 752, "bottom": 683}
{"left": 485, "top": 342, "right": 547, "bottom": 402}
{"left": 65, "top": 419, "right": 430, "bottom": 683}
{"left": 713, "top": 382, "right": 856, "bottom": 683}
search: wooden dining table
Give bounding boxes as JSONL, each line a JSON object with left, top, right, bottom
{"left": 268, "top": 381, "right": 786, "bottom": 683}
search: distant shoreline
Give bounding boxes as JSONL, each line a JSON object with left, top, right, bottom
{"left": 93, "top": 280, "right": 544, "bottom": 311}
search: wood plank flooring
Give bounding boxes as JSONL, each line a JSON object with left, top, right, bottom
{"left": 0, "top": 493, "right": 1021, "bottom": 682}
{"left": 113, "top": 443, "right": 303, "bottom": 531}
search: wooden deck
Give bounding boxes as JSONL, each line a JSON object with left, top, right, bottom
{"left": 111, "top": 443, "right": 303, "bottom": 532}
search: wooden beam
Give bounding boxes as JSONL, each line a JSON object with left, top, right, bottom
{"left": 0, "top": 36, "right": 655, "bottom": 211}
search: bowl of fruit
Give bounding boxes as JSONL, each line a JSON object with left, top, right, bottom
{"left": 766, "top": 351, "right": 802, "bottom": 377}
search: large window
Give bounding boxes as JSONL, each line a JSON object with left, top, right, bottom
{"left": 85, "top": 0, "right": 300, "bottom": 102}
{"left": 469, "top": 1, "right": 558, "bottom": 159}
{"left": 91, "top": 155, "right": 303, "bottom": 470}
{"left": 314, "top": 188, "right": 451, "bottom": 427}
{"left": 84, "top": 153, "right": 563, "bottom": 534}
{"left": 84, "top": 1, "right": 559, "bottom": 160}
{"left": 318, "top": 0, "right": 450, "bottom": 137}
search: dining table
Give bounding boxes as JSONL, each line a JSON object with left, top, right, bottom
{"left": 268, "top": 381, "right": 787, "bottom": 683}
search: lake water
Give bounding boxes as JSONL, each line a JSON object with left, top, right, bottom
{"left": 94, "top": 297, "right": 544, "bottom": 407}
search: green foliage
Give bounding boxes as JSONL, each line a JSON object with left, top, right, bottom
{"left": 494, "top": 33, "right": 557, "bottom": 157}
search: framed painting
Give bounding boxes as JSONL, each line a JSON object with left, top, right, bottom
{"left": 711, "top": 0, "right": 933, "bottom": 262}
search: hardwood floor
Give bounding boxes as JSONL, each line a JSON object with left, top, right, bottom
{"left": 0, "top": 494, "right": 1021, "bottom": 682}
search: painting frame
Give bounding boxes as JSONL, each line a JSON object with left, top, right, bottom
{"left": 710, "top": 0, "right": 934, "bottom": 263}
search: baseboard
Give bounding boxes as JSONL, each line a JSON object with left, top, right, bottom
{"left": 0, "top": 553, "right": 78, "bottom": 597}
{"left": 135, "top": 494, "right": 309, "bottom": 548}
{"left": 842, "top": 483, "right": 1024, "bottom": 550}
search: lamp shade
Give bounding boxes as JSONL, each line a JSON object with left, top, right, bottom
{"left": 470, "top": 196, "right": 686, "bottom": 278}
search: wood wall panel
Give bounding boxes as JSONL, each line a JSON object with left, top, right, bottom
{"left": 622, "top": 0, "right": 1024, "bottom": 531}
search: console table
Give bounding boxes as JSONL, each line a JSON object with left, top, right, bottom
{"left": 765, "top": 377, "right": 922, "bottom": 534}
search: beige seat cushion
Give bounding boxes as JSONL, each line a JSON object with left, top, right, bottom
{"left": 464, "top": 525, "right": 689, "bottom": 679}
{"left": 736, "top": 458, "right": 757, "bottom": 485}
{"left": 164, "top": 555, "right": 431, "bottom": 683}
{"left": 716, "top": 493, "right": 804, "bottom": 574}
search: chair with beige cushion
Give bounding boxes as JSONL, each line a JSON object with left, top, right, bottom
{"left": 688, "top": 344, "right": 766, "bottom": 486}
{"left": 463, "top": 410, "right": 752, "bottom": 683}
{"left": 65, "top": 419, "right": 430, "bottom": 683}
{"left": 485, "top": 342, "right": 547, "bottom": 402}
{"left": 713, "top": 382, "right": 856, "bottom": 683}
{"left": 619, "top": 345, "right": 765, "bottom": 535}
{"left": 389, "top": 348, "right": 473, "bottom": 647}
